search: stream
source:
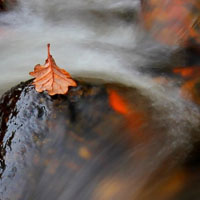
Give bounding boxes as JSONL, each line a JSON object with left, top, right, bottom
{"left": 0, "top": 0, "right": 200, "bottom": 199}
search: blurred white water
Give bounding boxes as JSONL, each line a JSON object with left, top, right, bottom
{"left": 0, "top": 0, "right": 172, "bottom": 93}
{"left": 0, "top": 0, "right": 198, "bottom": 132}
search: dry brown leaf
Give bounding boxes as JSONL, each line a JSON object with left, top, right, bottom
{"left": 29, "top": 44, "right": 77, "bottom": 95}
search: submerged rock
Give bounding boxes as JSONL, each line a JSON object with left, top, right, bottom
{"left": 0, "top": 79, "right": 200, "bottom": 200}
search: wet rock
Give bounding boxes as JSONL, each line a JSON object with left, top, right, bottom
{"left": 0, "top": 79, "right": 159, "bottom": 200}
{"left": 0, "top": 79, "right": 143, "bottom": 199}
{"left": 0, "top": 79, "right": 199, "bottom": 200}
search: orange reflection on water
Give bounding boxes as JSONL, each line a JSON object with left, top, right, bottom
{"left": 173, "top": 66, "right": 200, "bottom": 104}
{"left": 108, "top": 89, "right": 129, "bottom": 115}
{"left": 173, "top": 66, "right": 200, "bottom": 78}
{"left": 108, "top": 89, "right": 145, "bottom": 133}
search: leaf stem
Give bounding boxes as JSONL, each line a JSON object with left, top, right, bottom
{"left": 47, "top": 43, "right": 50, "bottom": 58}
{"left": 47, "top": 43, "right": 54, "bottom": 89}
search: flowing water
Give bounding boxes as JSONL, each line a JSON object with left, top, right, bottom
{"left": 0, "top": 0, "right": 173, "bottom": 93}
{"left": 0, "top": 0, "right": 200, "bottom": 199}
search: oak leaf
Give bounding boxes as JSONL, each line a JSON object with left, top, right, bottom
{"left": 29, "top": 44, "right": 77, "bottom": 95}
